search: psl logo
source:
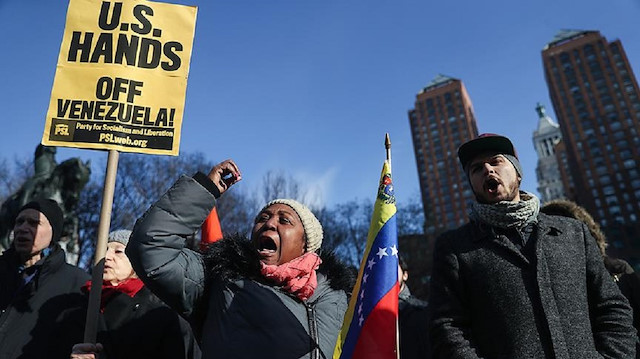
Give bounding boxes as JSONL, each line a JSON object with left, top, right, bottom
{"left": 54, "top": 124, "right": 70, "bottom": 136}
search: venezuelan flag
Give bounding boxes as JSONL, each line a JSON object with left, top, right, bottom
{"left": 333, "top": 160, "right": 399, "bottom": 359}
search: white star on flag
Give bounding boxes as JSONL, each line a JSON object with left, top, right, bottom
{"left": 359, "top": 316, "right": 364, "bottom": 326}
{"left": 390, "top": 245, "right": 398, "bottom": 257}
{"left": 376, "top": 247, "right": 388, "bottom": 259}
{"left": 367, "top": 258, "right": 376, "bottom": 270}
{"left": 360, "top": 289, "right": 365, "bottom": 299}
{"left": 363, "top": 273, "right": 369, "bottom": 283}
{"left": 358, "top": 303, "right": 363, "bottom": 315}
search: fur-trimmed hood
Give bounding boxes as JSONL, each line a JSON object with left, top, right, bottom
{"left": 202, "top": 234, "right": 354, "bottom": 293}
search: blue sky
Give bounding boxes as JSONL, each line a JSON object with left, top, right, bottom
{"left": 1, "top": 0, "right": 639, "bottom": 207}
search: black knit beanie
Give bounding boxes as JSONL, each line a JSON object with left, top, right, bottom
{"left": 18, "top": 199, "right": 64, "bottom": 242}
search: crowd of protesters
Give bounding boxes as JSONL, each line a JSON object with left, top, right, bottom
{"left": 1, "top": 134, "right": 639, "bottom": 358}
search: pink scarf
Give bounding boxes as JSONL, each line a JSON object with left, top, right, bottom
{"left": 260, "top": 252, "right": 322, "bottom": 301}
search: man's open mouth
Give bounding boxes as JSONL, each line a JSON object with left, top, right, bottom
{"left": 485, "top": 178, "right": 500, "bottom": 194}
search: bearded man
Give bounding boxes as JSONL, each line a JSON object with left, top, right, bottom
{"left": 428, "top": 134, "right": 636, "bottom": 359}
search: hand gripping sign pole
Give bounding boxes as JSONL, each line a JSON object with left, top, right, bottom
{"left": 83, "top": 149, "right": 119, "bottom": 343}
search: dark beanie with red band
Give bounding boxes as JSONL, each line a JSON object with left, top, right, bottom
{"left": 18, "top": 199, "right": 64, "bottom": 242}
{"left": 458, "top": 133, "right": 523, "bottom": 179}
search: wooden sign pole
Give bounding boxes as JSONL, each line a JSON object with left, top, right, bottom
{"left": 83, "top": 149, "right": 119, "bottom": 343}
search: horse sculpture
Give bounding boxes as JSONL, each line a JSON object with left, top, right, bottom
{"left": 0, "top": 145, "right": 91, "bottom": 260}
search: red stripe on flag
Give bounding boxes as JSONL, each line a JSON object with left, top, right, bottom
{"left": 351, "top": 283, "right": 399, "bottom": 359}
{"left": 201, "top": 206, "right": 223, "bottom": 250}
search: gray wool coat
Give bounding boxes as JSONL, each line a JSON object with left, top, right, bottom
{"left": 429, "top": 213, "right": 636, "bottom": 359}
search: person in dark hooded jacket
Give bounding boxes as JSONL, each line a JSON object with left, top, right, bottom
{"left": 125, "top": 159, "right": 354, "bottom": 359}
{"left": 0, "top": 198, "right": 89, "bottom": 359}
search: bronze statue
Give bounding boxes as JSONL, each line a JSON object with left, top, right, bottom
{"left": 0, "top": 144, "right": 91, "bottom": 262}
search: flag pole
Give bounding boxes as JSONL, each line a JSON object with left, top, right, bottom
{"left": 384, "top": 133, "right": 400, "bottom": 359}
{"left": 385, "top": 133, "right": 391, "bottom": 166}
{"left": 332, "top": 136, "right": 400, "bottom": 359}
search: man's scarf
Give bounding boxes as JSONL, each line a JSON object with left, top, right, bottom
{"left": 471, "top": 191, "right": 540, "bottom": 230}
{"left": 260, "top": 252, "right": 322, "bottom": 301}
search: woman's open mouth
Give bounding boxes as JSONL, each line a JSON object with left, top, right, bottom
{"left": 257, "top": 236, "right": 277, "bottom": 255}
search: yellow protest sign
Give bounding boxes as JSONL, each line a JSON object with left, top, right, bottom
{"left": 42, "top": 0, "right": 197, "bottom": 155}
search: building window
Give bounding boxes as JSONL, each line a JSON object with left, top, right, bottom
{"left": 605, "top": 195, "right": 618, "bottom": 205}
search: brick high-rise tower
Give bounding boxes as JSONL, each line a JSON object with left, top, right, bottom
{"left": 542, "top": 30, "right": 640, "bottom": 261}
{"left": 408, "top": 75, "right": 478, "bottom": 237}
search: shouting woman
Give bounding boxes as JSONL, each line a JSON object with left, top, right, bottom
{"left": 126, "top": 159, "right": 354, "bottom": 359}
